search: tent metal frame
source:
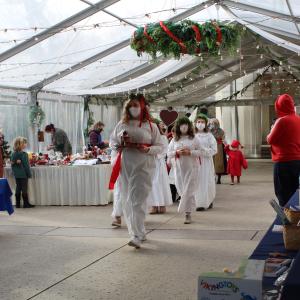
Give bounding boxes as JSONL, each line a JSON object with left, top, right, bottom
{"left": 0, "top": 0, "right": 120, "bottom": 64}
{"left": 29, "top": 0, "right": 217, "bottom": 91}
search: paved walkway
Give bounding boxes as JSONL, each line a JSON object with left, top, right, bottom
{"left": 0, "top": 160, "right": 276, "bottom": 300}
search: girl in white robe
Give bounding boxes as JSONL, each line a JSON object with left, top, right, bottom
{"left": 195, "top": 114, "right": 218, "bottom": 210}
{"left": 148, "top": 125, "right": 172, "bottom": 214}
{"left": 109, "top": 94, "right": 163, "bottom": 249}
{"left": 167, "top": 117, "right": 202, "bottom": 224}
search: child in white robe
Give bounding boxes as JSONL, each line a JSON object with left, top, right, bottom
{"left": 195, "top": 114, "right": 217, "bottom": 210}
{"left": 167, "top": 117, "right": 202, "bottom": 224}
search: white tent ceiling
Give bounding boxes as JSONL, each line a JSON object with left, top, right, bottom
{"left": 0, "top": 0, "right": 299, "bottom": 104}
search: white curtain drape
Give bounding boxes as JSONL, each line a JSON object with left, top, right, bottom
{"left": 0, "top": 104, "right": 30, "bottom": 146}
{"left": 89, "top": 104, "right": 122, "bottom": 140}
{"left": 216, "top": 105, "right": 262, "bottom": 157}
{"left": 39, "top": 97, "right": 84, "bottom": 153}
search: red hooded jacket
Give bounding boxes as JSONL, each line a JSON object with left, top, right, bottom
{"left": 267, "top": 94, "right": 300, "bottom": 162}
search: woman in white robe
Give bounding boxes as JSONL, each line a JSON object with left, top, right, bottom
{"left": 195, "top": 114, "right": 218, "bottom": 210}
{"left": 167, "top": 117, "right": 202, "bottom": 224}
{"left": 148, "top": 124, "right": 172, "bottom": 214}
{"left": 109, "top": 94, "right": 163, "bottom": 249}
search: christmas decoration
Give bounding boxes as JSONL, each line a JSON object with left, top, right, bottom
{"left": 84, "top": 97, "right": 95, "bottom": 137}
{"left": 29, "top": 104, "right": 45, "bottom": 128}
{"left": 0, "top": 131, "right": 11, "bottom": 160}
{"left": 159, "top": 109, "right": 178, "bottom": 126}
{"left": 130, "top": 20, "right": 240, "bottom": 59}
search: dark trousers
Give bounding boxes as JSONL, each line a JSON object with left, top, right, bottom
{"left": 15, "top": 178, "right": 28, "bottom": 199}
{"left": 274, "top": 160, "right": 300, "bottom": 207}
{"left": 170, "top": 184, "right": 177, "bottom": 202}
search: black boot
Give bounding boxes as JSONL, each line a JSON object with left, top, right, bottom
{"left": 15, "top": 194, "right": 21, "bottom": 208}
{"left": 23, "top": 194, "right": 35, "bottom": 208}
{"left": 216, "top": 175, "right": 221, "bottom": 184}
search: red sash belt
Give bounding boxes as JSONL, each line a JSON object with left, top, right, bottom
{"left": 108, "top": 143, "right": 152, "bottom": 190}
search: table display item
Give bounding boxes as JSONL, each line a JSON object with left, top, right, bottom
{"left": 269, "top": 199, "right": 291, "bottom": 225}
{"left": 283, "top": 224, "right": 300, "bottom": 250}
{"left": 284, "top": 207, "right": 300, "bottom": 224}
{"left": 198, "top": 259, "right": 264, "bottom": 300}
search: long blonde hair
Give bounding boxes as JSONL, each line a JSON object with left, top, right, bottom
{"left": 13, "top": 137, "right": 27, "bottom": 152}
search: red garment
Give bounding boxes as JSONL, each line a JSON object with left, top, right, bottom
{"left": 225, "top": 145, "right": 248, "bottom": 177}
{"left": 267, "top": 94, "right": 300, "bottom": 162}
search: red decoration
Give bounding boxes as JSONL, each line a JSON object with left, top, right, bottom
{"left": 214, "top": 23, "right": 222, "bottom": 45}
{"left": 159, "top": 110, "right": 178, "bottom": 127}
{"left": 143, "top": 25, "right": 155, "bottom": 44}
{"left": 159, "top": 21, "right": 187, "bottom": 54}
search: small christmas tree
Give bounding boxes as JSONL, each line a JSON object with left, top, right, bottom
{"left": 0, "top": 132, "right": 11, "bottom": 159}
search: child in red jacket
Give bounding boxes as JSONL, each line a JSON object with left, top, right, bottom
{"left": 225, "top": 140, "right": 248, "bottom": 185}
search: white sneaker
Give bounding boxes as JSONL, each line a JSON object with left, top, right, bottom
{"left": 140, "top": 235, "right": 147, "bottom": 242}
{"left": 184, "top": 213, "right": 192, "bottom": 224}
{"left": 128, "top": 237, "right": 141, "bottom": 249}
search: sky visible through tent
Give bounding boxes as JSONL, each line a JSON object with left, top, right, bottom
{"left": 0, "top": 0, "right": 299, "bottom": 103}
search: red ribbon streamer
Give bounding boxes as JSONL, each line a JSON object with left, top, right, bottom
{"left": 191, "top": 25, "right": 201, "bottom": 42}
{"left": 214, "top": 24, "right": 222, "bottom": 45}
{"left": 159, "top": 21, "right": 187, "bottom": 54}
{"left": 138, "top": 95, "right": 153, "bottom": 131}
{"left": 143, "top": 25, "right": 155, "bottom": 44}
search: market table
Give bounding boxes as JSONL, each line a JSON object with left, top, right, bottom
{"left": 250, "top": 190, "right": 300, "bottom": 299}
{"left": 0, "top": 178, "right": 14, "bottom": 215}
{"left": 4, "top": 164, "right": 113, "bottom": 206}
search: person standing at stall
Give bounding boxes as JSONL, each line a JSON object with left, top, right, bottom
{"left": 195, "top": 114, "right": 217, "bottom": 211}
{"left": 109, "top": 94, "right": 163, "bottom": 249}
{"left": 0, "top": 132, "right": 4, "bottom": 178}
{"left": 168, "top": 117, "right": 202, "bottom": 224}
{"left": 267, "top": 94, "right": 300, "bottom": 207}
{"left": 45, "top": 124, "right": 72, "bottom": 155}
{"left": 210, "top": 118, "right": 227, "bottom": 184}
{"left": 89, "top": 121, "right": 108, "bottom": 149}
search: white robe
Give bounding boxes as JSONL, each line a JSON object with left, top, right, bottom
{"left": 147, "top": 135, "right": 173, "bottom": 207}
{"left": 168, "top": 136, "right": 202, "bottom": 213}
{"left": 110, "top": 120, "right": 163, "bottom": 240}
{"left": 195, "top": 132, "right": 218, "bottom": 208}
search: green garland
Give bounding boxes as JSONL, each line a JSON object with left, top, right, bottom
{"left": 29, "top": 105, "right": 45, "bottom": 128}
{"left": 84, "top": 97, "right": 95, "bottom": 137}
{"left": 130, "top": 20, "right": 241, "bottom": 59}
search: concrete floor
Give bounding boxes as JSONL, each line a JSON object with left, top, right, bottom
{"left": 0, "top": 160, "right": 276, "bottom": 300}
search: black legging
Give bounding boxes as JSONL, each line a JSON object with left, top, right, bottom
{"left": 273, "top": 160, "right": 300, "bottom": 206}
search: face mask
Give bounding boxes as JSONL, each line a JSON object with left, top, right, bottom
{"left": 129, "top": 107, "right": 141, "bottom": 118}
{"left": 180, "top": 124, "right": 189, "bottom": 134}
{"left": 196, "top": 123, "right": 205, "bottom": 131}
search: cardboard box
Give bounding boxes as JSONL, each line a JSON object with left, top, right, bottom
{"left": 198, "top": 259, "right": 264, "bottom": 300}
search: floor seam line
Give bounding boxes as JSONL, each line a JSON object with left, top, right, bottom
{"left": 250, "top": 230, "right": 259, "bottom": 240}
{"left": 25, "top": 243, "right": 129, "bottom": 300}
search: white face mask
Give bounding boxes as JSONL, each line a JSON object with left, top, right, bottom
{"left": 180, "top": 124, "right": 189, "bottom": 134}
{"left": 129, "top": 107, "right": 141, "bottom": 118}
{"left": 196, "top": 123, "right": 205, "bottom": 131}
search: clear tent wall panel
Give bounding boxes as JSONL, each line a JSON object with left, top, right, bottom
{"left": 0, "top": 0, "right": 88, "bottom": 53}
{"left": 46, "top": 46, "right": 150, "bottom": 91}
{"left": 0, "top": 10, "right": 134, "bottom": 88}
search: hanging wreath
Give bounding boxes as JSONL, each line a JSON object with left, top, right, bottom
{"left": 29, "top": 105, "right": 45, "bottom": 128}
{"left": 130, "top": 20, "right": 240, "bottom": 59}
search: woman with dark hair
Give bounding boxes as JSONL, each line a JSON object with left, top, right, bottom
{"left": 195, "top": 114, "right": 217, "bottom": 211}
{"left": 45, "top": 124, "right": 72, "bottom": 155}
{"left": 89, "top": 121, "right": 108, "bottom": 149}
{"left": 167, "top": 117, "right": 202, "bottom": 224}
{"left": 210, "top": 118, "right": 227, "bottom": 184}
{"left": 109, "top": 94, "right": 163, "bottom": 249}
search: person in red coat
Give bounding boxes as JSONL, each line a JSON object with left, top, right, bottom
{"left": 225, "top": 140, "right": 248, "bottom": 185}
{"left": 267, "top": 94, "right": 300, "bottom": 207}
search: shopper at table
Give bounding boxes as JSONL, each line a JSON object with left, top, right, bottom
{"left": 168, "top": 117, "right": 202, "bottom": 224}
{"left": 148, "top": 121, "right": 172, "bottom": 214}
{"left": 45, "top": 124, "right": 72, "bottom": 155}
{"left": 267, "top": 94, "right": 300, "bottom": 207}
{"left": 89, "top": 121, "right": 108, "bottom": 149}
{"left": 210, "top": 118, "right": 227, "bottom": 184}
{"left": 11, "top": 137, "right": 34, "bottom": 208}
{"left": 109, "top": 93, "right": 163, "bottom": 249}
{"left": 194, "top": 114, "right": 217, "bottom": 211}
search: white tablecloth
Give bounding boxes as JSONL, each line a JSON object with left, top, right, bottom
{"left": 4, "top": 164, "right": 113, "bottom": 206}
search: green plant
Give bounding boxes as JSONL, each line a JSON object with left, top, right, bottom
{"left": 29, "top": 105, "right": 45, "bottom": 128}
